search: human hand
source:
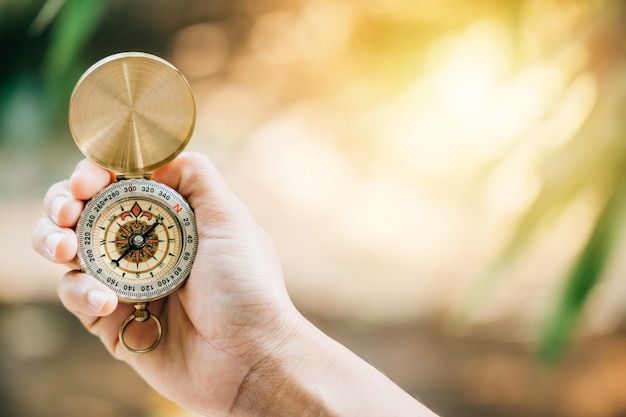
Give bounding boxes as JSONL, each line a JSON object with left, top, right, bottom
{"left": 33, "top": 151, "right": 437, "bottom": 417}
{"left": 32, "top": 152, "right": 302, "bottom": 415}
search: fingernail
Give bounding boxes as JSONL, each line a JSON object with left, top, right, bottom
{"left": 45, "top": 231, "right": 65, "bottom": 257}
{"left": 50, "top": 196, "right": 68, "bottom": 224}
{"left": 87, "top": 288, "right": 109, "bottom": 311}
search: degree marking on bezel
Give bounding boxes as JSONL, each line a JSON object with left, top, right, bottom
{"left": 77, "top": 179, "right": 197, "bottom": 302}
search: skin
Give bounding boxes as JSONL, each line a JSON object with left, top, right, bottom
{"left": 32, "top": 152, "right": 439, "bottom": 417}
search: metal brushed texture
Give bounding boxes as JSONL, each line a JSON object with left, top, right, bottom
{"left": 69, "top": 52, "right": 196, "bottom": 174}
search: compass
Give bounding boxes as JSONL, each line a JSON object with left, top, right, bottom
{"left": 70, "top": 52, "right": 198, "bottom": 354}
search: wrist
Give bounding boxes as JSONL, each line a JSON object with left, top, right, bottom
{"left": 230, "top": 312, "right": 327, "bottom": 417}
{"left": 230, "top": 313, "right": 438, "bottom": 417}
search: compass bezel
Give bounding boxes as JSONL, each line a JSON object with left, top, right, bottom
{"left": 76, "top": 179, "right": 198, "bottom": 303}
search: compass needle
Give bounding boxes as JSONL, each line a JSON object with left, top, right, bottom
{"left": 71, "top": 53, "right": 198, "bottom": 354}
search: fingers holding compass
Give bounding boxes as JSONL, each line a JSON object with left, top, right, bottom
{"left": 35, "top": 159, "right": 115, "bottom": 265}
{"left": 58, "top": 270, "right": 168, "bottom": 358}
{"left": 59, "top": 270, "right": 118, "bottom": 317}
{"left": 35, "top": 179, "right": 82, "bottom": 265}
{"left": 32, "top": 217, "right": 78, "bottom": 265}
{"left": 69, "top": 159, "right": 116, "bottom": 201}
{"left": 44, "top": 180, "right": 84, "bottom": 228}
{"left": 58, "top": 270, "right": 129, "bottom": 355}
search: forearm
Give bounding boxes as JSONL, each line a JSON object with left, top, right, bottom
{"left": 230, "top": 317, "right": 439, "bottom": 417}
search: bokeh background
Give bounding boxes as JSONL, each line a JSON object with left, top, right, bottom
{"left": 3, "top": 0, "right": 626, "bottom": 415}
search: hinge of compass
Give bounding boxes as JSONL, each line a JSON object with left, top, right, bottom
{"left": 117, "top": 173, "right": 152, "bottom": 181}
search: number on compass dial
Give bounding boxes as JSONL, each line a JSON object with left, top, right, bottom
{"left": 76, "top": 180, "right": 197, "bottom": 303}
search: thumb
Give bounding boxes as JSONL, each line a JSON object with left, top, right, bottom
{"left": 152, "top": 151, "right": 251, "bottom": 227}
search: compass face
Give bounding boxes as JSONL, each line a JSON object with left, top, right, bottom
{"left": 76, "top": 179, "right": 197, "bottom": 302}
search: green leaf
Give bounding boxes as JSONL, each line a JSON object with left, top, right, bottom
{"left": 539, "top": 179, "right": 626, "bottom": 363}
{"left": 44, "top": 0, "right": 107, "bottom": 79}
{"left": 29, "top": 0, "right": 67, "bottom": 35}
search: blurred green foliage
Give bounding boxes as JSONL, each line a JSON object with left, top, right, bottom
{"left": 541, "top": 179, "right": 626, "bottom": 362}
{"left": 0, "top": 0, "right": 107, "bottom": 147}
{"left": 500, "top": 7, "right": 626, "bottom": 363}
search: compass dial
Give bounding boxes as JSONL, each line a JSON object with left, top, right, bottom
{"left": 77, "top": 179, "right": 197, "bottom": 303}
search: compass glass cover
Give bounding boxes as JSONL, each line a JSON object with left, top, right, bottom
{"left": 76, "top": 179, "right": 198, "bottom": 302}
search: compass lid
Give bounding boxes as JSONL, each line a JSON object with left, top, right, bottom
{"left": 69, "top": 52, "right": 196, "bottom": 175}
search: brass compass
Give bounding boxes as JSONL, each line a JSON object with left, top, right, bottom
{"left": 70, "top": 52, "right": 198, "bottom": 354}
